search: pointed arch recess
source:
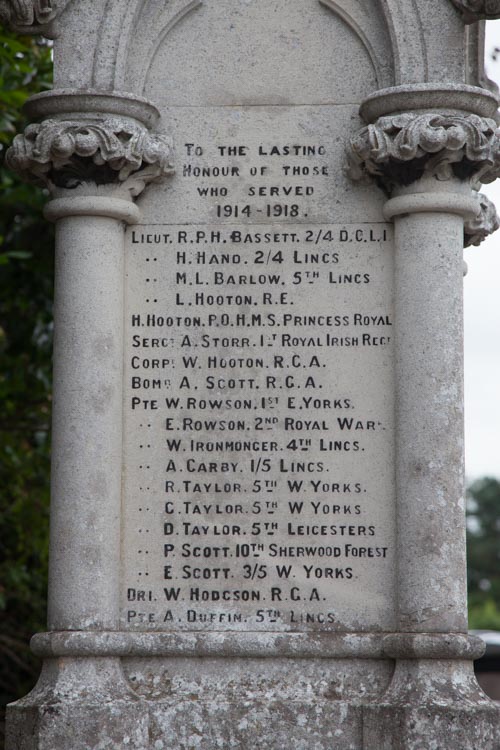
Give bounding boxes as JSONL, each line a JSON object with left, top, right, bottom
{"left": 319, "top": 0, "right": 394, "bottom": 89}
{"left": 86, "top": 0, "right": 428, "bottom": 98}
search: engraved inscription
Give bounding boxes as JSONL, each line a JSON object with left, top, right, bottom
{"left": 122, "top": 135, "right": 395, "bottom": 632}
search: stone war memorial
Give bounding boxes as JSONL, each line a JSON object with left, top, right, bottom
{"left": 4, "top": 0, "right": 500, "bottom": 747}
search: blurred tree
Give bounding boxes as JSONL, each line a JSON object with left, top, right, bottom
{"left": 0, "top": 26, "right": 53, "bottom": 743}
{"left": 467, "top": 477, "right": 500, "bottom": 629}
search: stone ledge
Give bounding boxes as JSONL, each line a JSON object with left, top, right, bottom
{"left": 24, "top": 89, "right": 161, "bottom": 130}
{"left": 30, "top": 630, "right": 485, "bottom": 660}
{"left": 359, "top": 84, "right": 499, "bottom": 123}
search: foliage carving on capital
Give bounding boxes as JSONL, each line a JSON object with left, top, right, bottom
{"left": 5, "top": 118, "right": 174, "bottom": 197}
{"left": 347, "top": 112, "right": 500, "bottom": 193}
{"left": 450, "top": 0, "right": 500, "bottom": 22}
{"left": 464, "top": 193, "right": 500, "bottom": 246}
{"left": 0, "top": 0, "right": 56, "bottom": 28}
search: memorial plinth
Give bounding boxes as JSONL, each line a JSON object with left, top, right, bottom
{"left": 4, "top": 1, "right": 500, "bottom": 748}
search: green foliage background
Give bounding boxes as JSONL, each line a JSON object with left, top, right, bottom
{"left": 1, "top": 22, "right": 500, "bottom": 746}
{"left": 0, "top": 28, "right": 53, "bottom": 743}
{"left": 467, "top": 477, "right": 500, "bottom": 629}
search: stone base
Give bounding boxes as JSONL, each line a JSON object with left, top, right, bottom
{"left": 6, "top": 652, "right": 388, "bottom": 750}
{"left": 363, "top": 704, "right": 500, "bottom": 750}
{"left": 362, "top": 659, "right": 500, "bottom": 750}
{"left": 6, "top": 657, "right": 149, "bottom": 750}
{"left": 7, "top": 703, "right": 149, "bottom": 750}
{"left": 149, "top": 700, "right": 363, "bottom": 749}
{"left": 9, "top": 696, "right": 500, "bottom": 750}
{"left": 123, "top": 654, "right": 389, "bottom": 750}
{"left": 6, "top": 640, "right": 500, "bottom": 749}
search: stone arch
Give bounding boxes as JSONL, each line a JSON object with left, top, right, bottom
{"left": 119, "top": 0, "right": 202, "bottom": 94}
{"left": 80, "top": 0, "right": 202, "bottom": 92}
{"left": 377, "top": 0, "right": 428, "bottom": 83}
{"left": 319, "top": 0, "right": 395, "bottom": 89}
{"left": 140, "top": 0, "right": 391, "bottom": 107}
{"left": 83, "top": 0, "right": 430, "bottom": 98}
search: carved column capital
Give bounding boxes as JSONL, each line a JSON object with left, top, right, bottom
{"left": 5, "top": 118, "right": 174, "bottom": 198}
{"left": 0, "top": 0, "right": 57, "bottom": 31}
{"left": 464, "top": 192, "right": 500, "bottom": 245}
{"left": 450, "top": 0, "right": 500, "bottom": 23}
{"left": 347, "top": 112, "right": 500, "bottom": 193}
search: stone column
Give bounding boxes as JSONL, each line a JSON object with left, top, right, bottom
{"left": 387, "top": 176, "right": 476, "bottom": 636}
{"left": 348, "top": 84, "right": 500, "bottom": 748}
{"left": 4, "top": 93, "right": 173, "bottom": 750}
{"left": 46, "top": 200, "right": 136, "bottom": 632}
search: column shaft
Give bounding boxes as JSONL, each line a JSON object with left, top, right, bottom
{"left": 393, "top": 209, "right": 467, "bottom": 632}
{"left": 48, "top": 215, "right": 124, "bottom": 631}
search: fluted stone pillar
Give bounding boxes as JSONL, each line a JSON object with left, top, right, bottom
{"left": 4, "top": 92, "right": 173, "bottom": 750}
{"left": 348, "top": 84, "right": 500, "bottom": 748}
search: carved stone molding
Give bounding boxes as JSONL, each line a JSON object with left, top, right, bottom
{"left": 347, "top": 112, "right": 500, "bottom": 193}
{"left": 450, "top": 0, "right": 500, "bottom": 23}
{"left": 464, "top": 192, "right": 500, "bottom": 245}
{"left": 5, "top": 118, "right": 174, "bottom": 197}
{"left": 0, "top": 0, "right": 56, "bottom": 28}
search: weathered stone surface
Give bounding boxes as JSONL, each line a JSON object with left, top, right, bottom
{"left": 0, "top": 0, "right": 56, "bottom": 29}
{"left": 348, "top": 112, "right": 500, "bottom": 191}
{"left": 6, "top": 658, "right": 149, "bottom": 750}
{"left": 6, "top": 118, "right": 173, "bottom": 193}
{"left": 126, "top": 656, "right": 389, "bottom": 750}
{"left": 4, "top": 0, "right": 500, "bottom": 747}
{"left": 465, "top": 192, "right": 500, "bottom": 245}
{"left": 362, "top": 660, "right": 500, "bottom": 749}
